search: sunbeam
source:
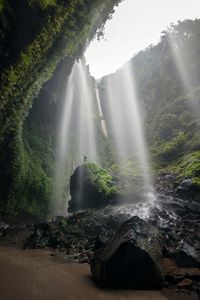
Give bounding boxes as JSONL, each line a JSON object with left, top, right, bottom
{"left": 168, "top": 29, "right": 200, "bottom": 113}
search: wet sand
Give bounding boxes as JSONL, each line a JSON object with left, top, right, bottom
{"left": 0, "top": 247, "right": 197, "bottom": 300}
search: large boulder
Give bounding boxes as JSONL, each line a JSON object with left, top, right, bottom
{"left": 91, "top": 216, "right": 164, "bottom": 290}
{"left": 175, "top": 178, "right": 200, "bottom": 202}
{"left": 68, "top": 163, "right": 117, "bottom": 212}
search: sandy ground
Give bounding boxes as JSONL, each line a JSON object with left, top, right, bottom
{"left": 0, "top": 247, "right": 197, "bottom": 300}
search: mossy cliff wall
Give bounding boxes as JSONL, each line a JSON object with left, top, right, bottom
{"left": 100, "top": 20, "right": 200, "bottom": 190}
{"left": 0, "top": 0, "right": 122, "bottom": 216}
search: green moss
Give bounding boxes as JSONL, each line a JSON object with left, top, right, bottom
{"left": 171, "top": 151, "right": 200, "bottom": 183}
{"left": 109, "top": 20, "right": 199, "bottom": 185}
{"left": 58, "top": 219, "right": 68, "bottom": 230}
{"left": 152, "top": 150, "right": 200, "bottom": 189}
{"left": 154, "top": 131, "right": 188, "bottom": 164}
{"left": 85, "top": 163, "right": 117, "bottom": 197}
{"left": 0, "top": 0, "right": 4, "bottom": 12}
{"left": 0, "top": 0, "right": 122, "bottom": 216}
{"left": 29, "top": 0, "right": 57, "bottom": 9}
{"left": 192, "top": 177, "right": 200, "bottom": 189}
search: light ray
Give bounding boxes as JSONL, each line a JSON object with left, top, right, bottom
{"left": 120, "top": 61, "right": 153, "bottom": 192}
{"left": 168, "top": 32, "right": 200, "bottom": 113}
{"left": 95, "top": 82, "right": 108, "bottom": 138}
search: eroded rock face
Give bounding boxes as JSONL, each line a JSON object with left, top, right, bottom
{"left": 91, "top": 216, "right": 165, "bottom": 290}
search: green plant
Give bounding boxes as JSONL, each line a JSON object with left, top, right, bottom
{"left": 85, "top": 163, "right": 117, "bottom": 197}
{"left": 0, "top": 0, "right": 122, "bottom": 216}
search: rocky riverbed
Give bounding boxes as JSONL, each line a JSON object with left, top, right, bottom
{"left": 0, "top": 246, "right": 197, "bottom": 300}
{"left": 0, "top": 173, "right": 200, "bottom": 298}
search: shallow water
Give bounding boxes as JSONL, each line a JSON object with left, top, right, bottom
{"left": 0, "top": 247, "right": 197, "bottom": 300}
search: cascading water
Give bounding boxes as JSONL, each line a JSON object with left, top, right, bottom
{"left": 120, "top": 62, "right": 153, "bottom": 194}
{"left": 53, "top": 56, "right": 156, "bottom": 216}
{"left": 52, "top": 58, "right": 101, "bottom": 216}
{"left": 100, "top": 76, "right": 128, "bottom": 162}
{"left": 95, "top": 82, "right": 108, "bottom": 138}
{"left": 168, "top": 32, "right": 200, "bottom": 113}
{"left": 78, "top": 60, "right": 100, "bottom": 163}
{"left": 99, "top": 61, "right": 155, "bottom": 199}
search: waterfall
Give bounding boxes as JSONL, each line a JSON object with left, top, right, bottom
{"left": 94, "top": 81, "right": 108, "bottom": 138}
{"left": 99, "top": 61, "right": 155, "bottom": 198}
{"left": 168, "top": 33, "right": 200, "bottom": 114}
{"left": 52, "top": 59, "right": 101, "bottom": 216}
{"left": 53, "top": 58, "right": 156, "bottom": 216}
{"left": 120, "top": 62, "right": 153, "bottom": 194}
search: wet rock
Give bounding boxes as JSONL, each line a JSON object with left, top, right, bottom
{"left": 165, "top": 249, "right": 200, "bottom": 268}
{"left": 179, "top": 179, "right": 193, "bottom": 189}
{"left": 154, "top": 173, "right": 177, "bottom": 195}
{"left": 162, "top": 257, "right": 200, "bottom": 292}
{"left": 177, "top": 278, "right": 193, "bottom": 288}
{"left": 0, "top": 221, "right": 10, "bottom": 231}
{"left": 23, "top": 223, "right": 51, "bottom": 249}
{"left": 175, "top": 178, "right": 200, "bottom": 202}
{"left": 68, "top": 164, "right": 116, "bottom": 212}
{"left": 91, "top": 216, "right": 164, "bottom": 290}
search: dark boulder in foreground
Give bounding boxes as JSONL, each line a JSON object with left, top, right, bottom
{"left": 91, "top": 216, "right": 164, "bottom": 290}
{"left": 68, "top": 163, "right": 117, "bottom": 212}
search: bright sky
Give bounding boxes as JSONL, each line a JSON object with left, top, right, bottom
{"left": 85, "top": 0, "right": 200, "bottom": 79}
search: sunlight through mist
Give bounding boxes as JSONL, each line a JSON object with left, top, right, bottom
{"left": 85, "top": 0, "right": 200, "bottom": 78}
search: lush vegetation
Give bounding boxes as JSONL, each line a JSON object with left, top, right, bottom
{"left": 134, "top": 20, "right": 200, "bottom": 183}
{"left": 1, "top": 7, "right": 200, "bottom": 217}
{"left": 100, "top": 19, "right": 200, "bottom": 190}
{"left": 0, "top": 0, "right": 122, "bottom": 216}
{"left": 85, "top": 163, "right": 117, "bottom": 197}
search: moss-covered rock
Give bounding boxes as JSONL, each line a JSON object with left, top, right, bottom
{"left": 68, "top": 163, "right": 117, "bottom": 212}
